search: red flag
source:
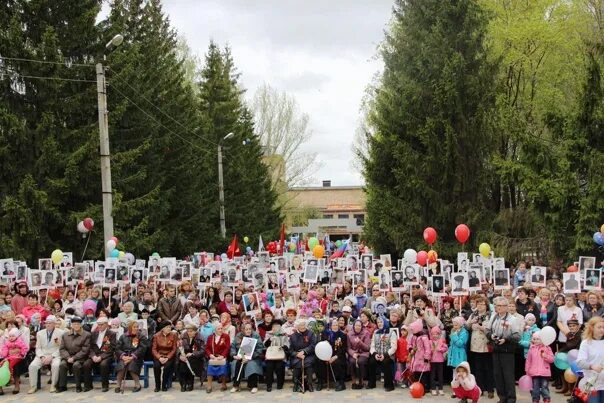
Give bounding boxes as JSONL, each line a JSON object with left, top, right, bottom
{"left": 227, "top": 234, "right": 239, "bottom": 259}
{"left": 279, "top": 224, "right": 286, "bottom": 256}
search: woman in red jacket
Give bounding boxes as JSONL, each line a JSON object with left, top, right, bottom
{"left": 205, "top": 323, "right": 230, "bottom": 393}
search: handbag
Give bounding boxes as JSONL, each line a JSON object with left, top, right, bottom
{"left": 265, "top": 345, "right": 285, "bottom": 361}
{"left": 209, "top": 336, "right": 226, "bottom": 366}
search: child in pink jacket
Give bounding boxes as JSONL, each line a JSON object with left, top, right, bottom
{"left": 429, "top": 326, "right": 448, "bottom": 396}
{"left": 0, "top": 328, "right": 29, "bottom": 392}
{"left": 451, "top": 361, "right": 481, "bottom": 403}
{"left": 525, "top": 332, "right": 554, "bottom": 403}
{"left": 408, "top": 319, "right": 431, "bottom": 395}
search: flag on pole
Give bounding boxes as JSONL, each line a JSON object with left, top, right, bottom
{"left": 279, "top": 224, "right": 286, "bottom": 256}
{"left": 258, "top": 235, "right": 264, "bottom": 252}
{"left": 330, "top": 236, "right": 351, "bottom": 260}
{"left": 227, "top": 234, "right": 240, "bottom": 259}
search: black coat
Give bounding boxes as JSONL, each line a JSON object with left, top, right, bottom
{"left": 179, "top": 333, "right": 205, "bottom": 376}
{"left": 115, "top": 331, "right": 148, "bottom": 372}
{"left": 289, "top": 329, "right": 316, "bottom": 368}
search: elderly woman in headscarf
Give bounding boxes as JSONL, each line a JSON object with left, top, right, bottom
{"left": 230, "top": 322, "right": 265, "bottom": 394}
{"left": 347, "top": 319, "right": 371, "bottom": 389}
{"left": 315, "top": 318, "right": 347, "bottom": 391}
{"left": 289, "top": 318, "right": 317, "bottom": 392}
{"left": 114, "top": 321, "right": 148, "bottom": 393}
{"left": 178, "top": 323, "right": 205, "bottom": 392}
{"left": 367, "top": 316, "right": 397, "bottom": 391}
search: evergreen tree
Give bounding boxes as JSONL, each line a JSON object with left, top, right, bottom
{"left": 196, "top": 42, "right": 280, "bottom": 252}
{"left": 363, "top": 0, "right": 496, "bottom": 256}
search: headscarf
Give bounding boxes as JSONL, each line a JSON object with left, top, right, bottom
{"left": 324, "top": 319, "right": 344, "bottom": 344}
{"left": 375, "top": 317, "right": 391, "bottom": 335}
{"left": 352, "top": 319, "right": 364, "bottom": 335}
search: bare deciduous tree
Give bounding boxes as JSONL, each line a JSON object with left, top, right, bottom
{"left": 252, "top": 84, "right": 321, "bottom": 188}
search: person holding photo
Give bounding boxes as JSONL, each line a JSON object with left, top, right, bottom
{"left": 576, "top": 317, "right": 604, "bottom": 403}
{"left": 230, "top": 323, "right": 265, "bottom": 394}
{"left": 366, "top": 316, "right": 397, "bottom": 392}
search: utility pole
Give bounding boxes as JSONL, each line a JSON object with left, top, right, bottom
{"left": 96, "top": 62, "right": 114, "bottom": 258}
{"left": 218, "top": 143, "right": 226, "bottom": 239}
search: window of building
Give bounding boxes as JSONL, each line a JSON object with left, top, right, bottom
{"left": 323, "top": 214, "right": 333, "bottom": 219}
{"left": 353, "top": 214, "right": 365, "bottom": 225}
{"left": 338, "top": 214, "right": 349, "bottom": 219}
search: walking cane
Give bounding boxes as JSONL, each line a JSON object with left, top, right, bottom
{"left": 301, "top": 357, "right": 305, "bottom": 393}
{"left": 329, "top": 362, "right": 337, "bottom": 388}
{"left": 236, "top": 356, "right": 245, "bottom": 383}
{"left": 160, "top": 364, "right": 164, "bottom": 390}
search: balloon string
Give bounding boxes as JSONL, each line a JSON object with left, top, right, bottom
{"left": 80, "top": 230, "right": 92, "bottom": 262}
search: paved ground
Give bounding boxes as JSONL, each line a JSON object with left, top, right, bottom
{"left": 0, "top": 380, "right": 571, "bottom": 403}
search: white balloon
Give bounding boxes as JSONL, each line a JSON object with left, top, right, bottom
{"left": 77, "top": 221, "right": 89, "bottom": 233}
{"left": 125, "top": 252, "right": 135, "bottom": 265}
{"left": 106, "top": 239, "right": 117, "bottom": 251}
{"left": 315, "top": 341, "right": 333, "bottom": 361}
{"left": 404, "top": 249, "right": 417, "bottom": 264}
{"left": 540, "top": 326, "right": 556, "bottom": 346}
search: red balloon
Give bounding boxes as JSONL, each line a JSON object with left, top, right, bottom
{"left": 410, "top": 382, "right": 424, "bottom": 398}
{"left": 455, "top": 224, "right": 470, "bottom": 244}
{"left": 417, "top": 251, "right": 428, "bottom": 266}
{"left": 423, "top": 227, "right": 437, "bottom": 245}
{"left": 567, "top": 265, "right": 578, "bottom": 272}
{"left": 83, "top": 217, "right": 94, "bottom": 231}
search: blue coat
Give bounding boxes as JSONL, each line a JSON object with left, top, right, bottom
{"left": 230, "top": 331, "right": 265, "bottom": 378}
{"left": 447, "top": 327, "right": 469, "bottom": 368}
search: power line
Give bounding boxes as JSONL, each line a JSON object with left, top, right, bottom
{"left": 108, "top": 74, "right": 220, "bottom": 148}
{"left": 109, "top": 85, "right": 215, "bottom": 157}
{"left": 0, "top": 69, "right": 97, "bottom": 83}
{"left": 0, "top": 56, "right": 95, "bottom": 68}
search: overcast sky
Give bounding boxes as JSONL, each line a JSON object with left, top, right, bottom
{"left": 161, "top": 0, "right": 394, "bottom": 186}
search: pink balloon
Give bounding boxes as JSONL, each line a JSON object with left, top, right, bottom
{"left": 518, "top": 375, "right": 532, "bottom": 392}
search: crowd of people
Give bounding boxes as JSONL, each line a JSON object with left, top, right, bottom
{"left": 0, "top": 252, "right": 602, "bottom": 403}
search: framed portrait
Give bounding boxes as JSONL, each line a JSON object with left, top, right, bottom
{"left": 457, "top": 253, "right": 469, "bottom": 272}
{"left": 237, "top": 336, "right": 258, "bottom": 360}
{"left": 268, "top": 258, "right": 278, "bottom": 273}
{"left": 267, "top": 272, "right": 280, "bottom": 291}
{"left": 303, "top": 264, "right": 319, "bottom": 283}
{"left": 148, "top": 256, "right": 161, "bottom": 273}
{"left": 360, "top": 254, "right": 373, "bottom": 271}
{"left": 350, "top": 269, "right": 366, "bottom": 288}
{"left": 198, "top": 267, "right": 211, "bottom": 284}
{"left": 584, "top": 268, "right": 601, "bottom": 290}
{"left": 223, "top": 263, "right": 238, "bottom": 285}
{"left": 41, "top": 270, "right": 56, "bottom": 288}
{"left": 242, "top": 292, "right": 260, "bottom": 316}
{"left": 389, "top": 328, "right": 400, "bottom": 339}
{"left": 451, "top": 272, "right": 469, "bottom": 296}
{"left": 130, "top": 267, "right": 144, "bottom": 284}
{"left": 563, "top": 272, "right": 581, "bottom": 294}
{"left": 371, "top": 301, "right": 387, "bottom": 316}
{"left": 287, "top": 271, "right": 300, "bottom": 290}
{"left": 252, "top": 271, "right": 266, "bottom": 289}
{"left": 29, "top": 269, "right": 42, "bottom": 289}
{"left": 390, "top": 270, "right": 404, "bottom": 290}
{"left": 371, "top": 260, "right": 385, "bottom": 277}
{"left": 579, "top": 256, "right": 596, "bottom": 273}
{"left": 319, "top": 268, "right": 331, "bottom": 285}
{"left": 331, "top": 268, "right": 344, "bottom": 284}
{"left": 493, "top": 269, "right": 511, "bottom": 290}
{"left": 60, "top": 252, "right": 73, "bottom": 268}
{"left": 337, "top": 258, "right": 347, "bottom": 269}
{"left": 38, "top": 258, "right": 52, "bottom": 271}
{"left": 378, "top": 271, "right": 390, "bottom": 290}
{"left": 258, "top": 252, "right": 270, "bottom": 268}
{"left": 116, "top": 263, "right": 130, "bottom": 283}
{"left": 431, "top": 275, "right": 445, "bottom": 295}
{"left": 15, "top": 263, "right": 28, "bottom": 282}
{"left": 291, "top": 254, "right": 304, "bottom": 271}
{"left": 493, "top": 258, "right": 505, "bottom": 271}
{"left": 467, "top": 267, "right": 481, "bottom": 290}
{"left": 0, "top": 259, "right": 14, "bottom": 277}
{"left": 402, "top": 264, "right": 419, "bottom": 285}
{"left": 380, "top": 254, "right": 392, "bottom": 268}
{"left": 530, "top": 266, "right": 547, "bottom": 287}
{"left": 347, "top": 255, "right": 358, "bottom": 271}
{"left": 180, "top": 262, "right": 192, "bottom": 281}
{"left": 104, "top": 267, "right": 117, "bottom": 286}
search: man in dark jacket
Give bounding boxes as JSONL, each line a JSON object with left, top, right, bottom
{"left": 57, "top": 317, "right": 91, "bottom": 393}
{"left": 82, "top": 317, "right": 116, "bottom": 392}
{"left": 289, "top": 319, "right": 317, "bottom": 392}
{"left": 158, "top": 285, "right": 182, "bottom": 324}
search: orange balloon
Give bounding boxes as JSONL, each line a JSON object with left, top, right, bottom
{"left": 567, "top": 265, "right": 578, "bottom": 273}
{"left": 312, "top": 244, "right": 325, "bottom": 258}
{"left": 427, "top": 250, "right": 438, "bottom": 264}
{"left": 564, "top": 368, "right": 577, "bottom": 383}
{"left": 410, "top": 382, "right": 425, "bottom": 398}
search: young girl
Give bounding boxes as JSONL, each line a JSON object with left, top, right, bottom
{"left": 451, "top": 361, "right": 481, "bottom": 403}
{"left": 395, "top": 326, "right": 409, "bottom": 388}
{"left": 519, "top": 313, "right": 539, "bottom": 358}
{"left": 408, "top": 319, "right": 431, "bottom": 396}
{"left": 525, "top": 332, "right": 554, "bottom": 403}
{"left": 429, "top": 326, "right": 448, "bottom": 396}
{"left": 0, "top": 328, "right": 29, "bottom": 394}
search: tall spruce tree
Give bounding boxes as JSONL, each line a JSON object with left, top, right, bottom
{"left": 363, "top": 0, "right": 496, "bottom": 256}
{"left": 196, "top": 42, "right": 280, "bottom": 252}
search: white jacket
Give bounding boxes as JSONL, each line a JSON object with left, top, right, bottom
{"left": 35, "top": 327, "right": 65, "bottom": 358}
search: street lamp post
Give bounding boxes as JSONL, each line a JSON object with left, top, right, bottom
{"left": 97, "top": 34, "right": 123, "bottom": 257}
{"left": 218, "top": 132, "right": 234, "bottom": 239}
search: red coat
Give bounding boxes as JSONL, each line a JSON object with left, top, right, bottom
{"left": 205, "top": 333, "right": 230, "bottom": 358}
{"left": 396, "top": 336, "right": 409, "bottom": 363}
{"left": 22, "top": 304, "right": 49, "bottom": 324}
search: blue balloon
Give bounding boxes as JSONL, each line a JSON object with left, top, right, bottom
{"left": 246, "top": 246, "right": 252, "bottom": 252}
{"left": 554, "top": 352, "right": 570, "bottom": 370}
{"left": 570, "top": 361, "right": 582, "bottom": 375}
{"left": 110, "top": 249, "right": 119, "bottom": 258}
{"left": 593, "top": 232, "right": 604, "bottom": 246}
